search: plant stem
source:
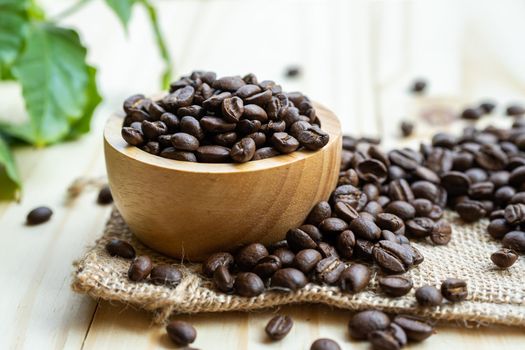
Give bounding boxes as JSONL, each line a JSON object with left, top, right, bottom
{"left": 52, "top": 0, "right": 93, "bottom": 21}
{"left": 140, "top": 0, "right": 173, "bottom": 89}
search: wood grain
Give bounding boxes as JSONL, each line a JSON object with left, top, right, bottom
{"left": 104, "top": 103, "right": 341, "bottom": 261}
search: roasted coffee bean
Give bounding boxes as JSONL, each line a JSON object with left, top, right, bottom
{"left": 180, "top": 116, "right": 205, "bottom": 140}
{"left": 410, "top": 79, "right": 427, "bottom": 93}
{"left": 411, "top": 198, "right": 433, "bottom": 217}
{"left": 177, "top": 105, "right": 205, "bottom": 118}
{"left": 26, "top": 206, "right": 53, "bottom": 226}
{"left": 166, "top": 320, "right": 197, "bottom": 346}
{"left": 142, "top": 141, "right": 160, "bottom": 155}
{"left": 376, "top": 213, "right": 405, "bottom": 235}
{"left": 319, "top": 218, "right": 349, "bottom": 235}
{"left": 163, "top": 85, "right": 195, "bottom": 109}
{"left": 456, "top": 200, "right": 487, "bottom": 222}
{"left": 502, "top": 231, "right": 525, "bottom": 252}
{"left": 441, "top": 278, "right": 468, "bottom": 302}
{"left": 510, "top": 191, "right": 525, "bottom": 204}
{"left": 348, "top": 310, "right": 391, "bottom": 340}
{"left": 230, "top": 137, "right": 256, "bottom": 163}
{"left": 384, "top": 201, "right": 415, "bottom": 220}
{"left": 465, "top": 167, "right": 488, "bottom": 184}
{"left": 339, "top": 264, "right": 371, "bottom": 293}
{"left": 306, "top": 201, "right": 332, "bottom": 225}
{"left": 415, "top": 285, "right": 443, "bottom": 306}
{"left": 331, "top": 185, "right": 368, "bottom": 210}
{"left": 406, "top": 217, "right": 434, "bottom": 237}
{"left": 265, "top": 315, "right": 293, "bottom": 341}
{"left": 336, "top": 230, "right": 356, "bottom": 259}
{"left": 487, "top": 218, "right": 513, "bottom": 239}
{"left": 128, "top": 256, "right": 153, "bottom": 281}
{"left": 461, "top": 107, "right": 482, "bottom": 120}
{"left": 195, "top": 145, "right": 230, "bottom": 163}
{"left": 354, "top": 239, "right": 375, "bottom": 260}
{"left": 200, "top": 116, "right": 236, "bottom": 133}
{"left": 495, "top": 186, "right": 515, "bottom": 206}
{"left": 315, "top": 256, "right": 345, "bottom": 284}
{"left": 491, "top": 248, "right": 518, "bottom": 268}
{"left": 243, "top": 104, "right": 268, "bottom": 122}
{"left": 273, "top": 248, "right": 295, "bottom": 267}
{"left": 509, "top": 165, "right": 525, "bottom": 187}
{"left": 122, "top": 127, "right": 144, "bottom": 146}
{"left": 252, "top": 146, "right": 279, "bottom": 160}
{"left": 221, "top": 96, "right": 244, "bottom": 123}
{"left": 310, "top": 338, "right": 341, "bottom": 350}
{"left": 245, "top": 89, "right": 273, "bottom": 106}
{"left": 504, "top": 203, "right": 525, "bottom": 224}
{"left": 373, "top": 240, "right": 414, "bottom": 274}
{"left": 317, "top": 242, "right": 339, "bottom": 259}
{"left": 401, "top": 121, "right": 414, "bottom": 137}
{"left": 213, "top": 265, "right": 235, "bottom": 293}
{"left": 271, "top": 132, "right": 299, "bottom": 153}
{"left": 356, "top": 159, "right": 388, "bottom": 183}
{"left": 123, "top": 94, "right": 146, "bottom": 113}
{"left": 430, "top": 219, "right": 452, "bottom": 245}
{"left": 426, "top": 149, "right": 454, "bottom": 175}
{"left": 389, "top": 179, "right": 415, "bottom": 202}
{"left": 378, "top": 275, "right": 413, "bottom": 297}
{"left": 236, "top": 243, "right": 269, "bottom": 270}
{"left": 212, "top": 76, "right": 245, "bottom": 91}
{"left": 476, "top": 144, "right": 508, "bottom": 171}
{"left": 203, "top": 91, "right": 232, "bottom": 111}
{"left": 237, "top": 119, "right": 261, "bottom": 135}
{"left": 270, "top": 268, "right": 308, "bottom": 291}
{"left": 202, "top": 252, "right": 234, "bottom": 277}
{"left": 253, "top": 255, "right": 282, "bottom": 278}
{"left": 297, "top": 125, "right": 330, "bottom": 150}
{"left": 105, "top": 239, "right": 136, "bottom": 259}
{"left": 479, "top": 100, "right": 496, "bottom": 113}
{"left": 171, "top": 132, "right": 199, "bottom": 151}
{"left": 411, "top": 181, "right": 440, "bottom": 203}
{"left": 141, "top": 120, "right": 167, "bottom": 140}
{"left": 234, "top": 272, "right": 264, "bottom": 297}
{"left": 506, "top": 104, "right": 525, "bottom": 116}
{"left": 350, "top": 217, "right": 381, "bottom": 240}
{"left": 293, "top": 249, "right": 322, "bottom": 273}
{"left": 213, "top": 131, "right": 238, "bottom": 147}
{"left": 389, "top": 150, "right": 419, "bottom": 171}
{"left": 441, "top": 171, "right": 471, "bottom": 196}
{"left": 159, "top": 148, "right": 197, "bottom": 162}
{"left": 300, "top": 224, "right": 323, "bottom": 242}
{"left": 393, "top": 315, "right": 433, "bottom": 342}
{"left": 286, "top": 228, "right": 318, "bottom": 252}
{"left": 369, "top": 323, "right": 407, "bottom": 350}
{"left": 150, "top": 264, "right": 182, "bottom": 286}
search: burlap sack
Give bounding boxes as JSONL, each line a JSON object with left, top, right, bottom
{"left": 72, "top": 209, "right": 525, "bottom": 326}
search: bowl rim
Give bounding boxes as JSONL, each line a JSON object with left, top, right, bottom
{"left": 104, "top": 101, "right": 341, "bottom": 174}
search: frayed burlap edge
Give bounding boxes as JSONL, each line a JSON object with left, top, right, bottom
{"left": 72, "top": 209, "right": 525, "bottom": 326}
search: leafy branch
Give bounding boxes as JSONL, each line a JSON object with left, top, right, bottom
{"left": 0, "top": 0, "right": 172, "bottom": 200}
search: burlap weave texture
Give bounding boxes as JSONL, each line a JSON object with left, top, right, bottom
{"left": 72, "top": 209, "right": 525, "bottom": 326}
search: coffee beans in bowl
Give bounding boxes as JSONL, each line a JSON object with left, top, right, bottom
{"left": 120, "top": 71, "right": 330, "bottom": 163}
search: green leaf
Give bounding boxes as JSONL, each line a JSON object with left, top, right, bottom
{"left": 0, "top": 135, "right": 21, "bottom": 200}
{"left": 11, "top": 23, "right": 90, "bottom": 146}
{"left": 105, "top": 0, "right": 137, "bottom": 29}
{"left": 67, "top": 65, "right": 102, "bottom": 138}
{"left": 0, "top": 0, "right": 30, "bottom": 74}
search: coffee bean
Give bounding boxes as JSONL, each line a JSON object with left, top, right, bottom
{"left": 236, "top": 243, "right": 269, "bottom": 270}
{"left": 430, "top": 219, "right": 452, "bottom": 245}
{"left": 163, "top": 85, "right": 195, "bottom": 109}
{"left": 128, "top": 256, "right": 153, "bottom": 281}
{"left": 475, "top": 144, "right": 508, "bottom": 171}
{"left": 348, "top": 310, "right": 391, "bottom": 340}
{"left": 265, "top": 315, "right": 293, "bottom": 340}
{"left": 317, "top": 242, "right": 339, "bottom": 259}
{"left": 142, "top": 141, "right": 160, "bottom": 155}
{"left": 300, "top": 224, "right": 323, "bottom": 242}
{"left": 405, "top": 217, "right": 434, "bottom": 237}
{"left": 212, "top": 76, "right": 245, "bottom": 91}
{"left": 286, "top": 228, "right": 318, "bottom": 252}
{"left": 253, "top": 146, "right": 280, "bottom": 160}
{"left": 171, "top": 132, "right": 199, "bottom": 151}
{"left": 441, "top": 278, "right": 468, "bottom": 302}
{"left": 487, "top": 218, "right": 513, "bottom": 239}
{"left": 456, "top": 200, "right": 486, "bottom": 222}
{"left": 401, "top": 121, "right": 414, "bottom": 137}
{"left": 243, "top": 104, "right": 268, "bottom": 122}
{"left": 166, "top": 320, "right": 196, "bottom": 346}
{"left": 221, "top": 96, "right": 244, "bottom": 123}
{"left": 332, "top": 185, "right": 368, "bottom": 211}
{"left": 502, "top": 231, "right": 525, "bottom": 252}
{"left": 335, "top": 230, "right": 355, "bottom": 259}
{"left": 195, "top": 145, "right": 230, "bottom": 163}
{"left": 26, "top": 206, "right": 53, "bottom": 225}
{"left": 271, "top": 132, "right": 299, "bottom": 153}
{"left": 479, "top": 100, "right": 496, "bottom": 113}
{"left": 378, "top": 275, "right": 413, "bottom": 296}
{"left": 506, "top": 104, "right": 525, "bottom": 116}
{"left": 213, "top": 265, "right": 235, "bottom": 293}
{"left": 319, "top": 217, "right": 349, "bottom": 235}
{"left": 461, "top": 107, "right": 482, "bottom": 120}
{"left": 202, "top": 252, "right": 234, "bottom": 277}
{"left": 293, "top": 249, "right": 322, "bottom": 273}
{"left": 373, "top": 240, "right": 414, "bottom": 274}
{"left": 491, "top": 248, "right": 518, "bottom": 268}
{"left": 315, "top": 256, "right": 345, "bottom": 284}
{"left": 123, "top": 94, "right": 146, "bottom": 114}
{"left": 203, "top": 92, "right": 231, "bottom": 111}
{"left": 97, "top": 185, "right": 113, "bottom": 205}
{"left": 270, "top": 268, "right": 308, "bottom": 291}
{"left": 229, "top": 137, "right": 256, "bottom": 163}
{"left": 415, "top": 285, "right": 443, "bottom": 306}
{"left": 150, "top": 264, "right": 182, "bottom": 286}
{"left": 441, "top": 171, "right": 471, "bottom": 196}
{"left": 200, "top": 116, "right": 236, "bottom": 133}
{"left": 253, "top": 255, "right": 282, "bottom": 278}
{"left": 273, "top": 248, "right": 295, "bottom": 267}
{"left": 105, "top": 239, "right": 136, "bottom": 259}
{"left": 234, "top": 272, "right": 265, "bottom": 297}
{"left": 356, "top": 159, "right": 388, "bottom": 183}
{"left": 297, "top": 125, "right": 330, "bottom": 150}
{"left": 369, "top": 323, "right": 407, "bottom": 350}
{"left": 354, "top": 239, "right": 375, "bottom": 260}
{"left": 310, "top": 338, "right": 341, "bottom": 350}
{"left": 349, "top": 217, "right": 381, "bottom": 241}
{"left": 305, "top": 201, "right": 331, "bottom": 226}
{"left": 376, "top": 213, "right": 405, "bottom": 235}
{"left": 393, "top": 315, "right": 433, "bottom": 342}
{"left": 410, "top": 79, "right": 427, "bottom": 93}
{"left": 388, "top": 179, "right": 414, "bottom": 202}
{"left": 339, "top": 264, "right": 371, "bottom": 293}
{"left": 141, "top": 120, "right": 168, "bottom": 140}
{"left": 159, "top": 148, "right": 197, "bottom": 162}
{"left": 333, "top": 201, "right": 359, "bottom": 223}
{"left": 411, "top": 198, "right": 433, "bottom": 217}
{"left": 384, "top": 201, "right": 415, "bottom": 221}
{"left": 122, "top": 127, "right": 144, "bottom": 146}
{"left": 504, "top": 203, "right": 525, "bottom": 224}
{"left": 178, "top": 105, "right": 205, "bottom": 118}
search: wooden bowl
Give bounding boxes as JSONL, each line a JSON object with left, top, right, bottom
{"left": 104, "top": 103, "right": 342, "bottom": 261}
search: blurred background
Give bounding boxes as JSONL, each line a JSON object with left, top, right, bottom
{"left": 2, "top": 0, "right": 525, "bottom": 146}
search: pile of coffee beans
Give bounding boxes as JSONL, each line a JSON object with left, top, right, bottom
{"left": 120, "top": 71, "right": 329, "bottom": 163}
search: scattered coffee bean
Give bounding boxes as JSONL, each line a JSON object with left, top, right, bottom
{"left": 150, "top": 264, "right": 182, "bottom": 286}
{"left": 415, "top": 285, "right": 443, "bottom": 306}
{"left": 265, "top": 315, "right": 293, "bottom": 340}
{"left": 236, "top": 243, "right": 269, "bottom": 271}
{"left": 26, "top": 206, "right": 53, "bottom": 225}
{"left": 270, "top": 268, "right": 308, "bottom": 291}
{"left": 369, "top": 323, "right": 407, "bottom": 350}
{"left": 393, "top": 315, "right": 433, "bottom": 342}
{"left": 378, "top": 275, "right": 413, "bottom": 297}
{"left": 106, "top": 239, "right": 136, "bottom": 259}
{"left": 502, "top": 231, "right": 525, "bottom": 252}
{"left": 410, "top": 79, "right": 427, "bottom": 94}
{"left": 128, "top": 256, "right": 153, "bottom": 282}
{"left": 339, "top": 264, "right": 371, "bottom": 293}
{"left": 441, "top": 278, "right": 468, "bottom": 302}
{"left": 202, "top": 252, "right": 234, "bottom": 277}
{"left": 400, "top": 121, "right": 414, "bottom": 137}
{"left": 234, "top": 272, "right": 265, "bottom": 297}
{"left": 310, "top": 338, "right": 341, "bottom": 350}
{"left": 348, "top": 310, "right": 391, "bottom": 340}
{"left": 97, "top": 185, "right": 113, "bottom": 205}
{"left": 166, "top": 320, "right": 197, "bottom": 346}
{"left": 490, "top": 248, "right": 518, "bottom": 268}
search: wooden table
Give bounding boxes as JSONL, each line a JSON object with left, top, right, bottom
{"left": 1, "top": 0, "right": 524, "bottom": 348}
